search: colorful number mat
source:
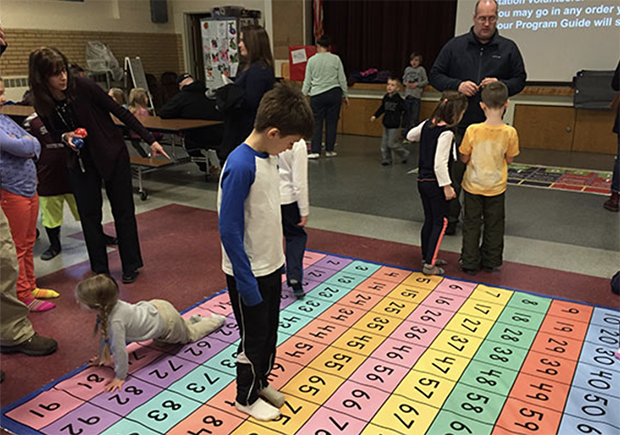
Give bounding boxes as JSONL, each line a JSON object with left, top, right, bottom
{"left": 2, "top": 251, "right": 619, "bottom": 435}
{"left": 410, "top": 165, "right": 612, "bottom": 195}
{"left": 507, "top": 165, "right": 612, "bottom": 194}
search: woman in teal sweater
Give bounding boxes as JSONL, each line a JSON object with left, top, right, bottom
{"left": 302, "top": 35, "right": 348, "bottom": 159}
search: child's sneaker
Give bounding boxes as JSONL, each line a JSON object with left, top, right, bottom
{"left": 235, "top": 398, "right": 281, "bottom": 421}
{"left": 422, "top": 263, "right": 444, "bottom": 276}
{"left": 325, "top": 151, "right": 337, "bottom": 157}
{"left": 290, "top": 280, "right": 305, "bottom": 298}
{"left": 421, "top": 259, "right": 447, "bottom": 267}
{"left": 307, "top": 153, "right": 320, "bottom": 159}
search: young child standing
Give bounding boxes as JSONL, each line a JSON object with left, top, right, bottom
{"left": 407, "top": 91, "right": 468, "bottom": 275}
{"left": 402, "top": 53, "right": 428, "bottom": 138}
{"left": 279, "top": 139, "right": 309, "bottom": 298}
{"left": 75, "top": 274, "right": 225, "bottom": 393}
{"left": 370, "top": 77, "right": 409, "bottom": 166}
{"left": 459, "top": 81, "right": 519, "bottom": 275}
{"left": 218, "top": 83, "right": 313, "bottom": 421}
{"left": 0, "top": 78, "right": 58, "bottom": 311}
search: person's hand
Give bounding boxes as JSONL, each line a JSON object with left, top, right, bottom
{"left": 150, "top": 141, "right": 170, "bottom": 159}
{"left": 370, "top": 116, "right": 376, "bottom": 122}
{"left": 105, "top": 378, "right": 125, "bottom": 393}
{"left": 298, "top": 215, "right": 308, "bottom": 227}
{"left": 409, "top": 82, "right": 418, "bottom": 89}
{"left": 480, "top": 77, "right": 498, "bottom": 88}
{"left": 343, "top": 97, "right": 349, "bottom": 108}
{"left": 458, "top": 81, "right": 479, "bottom": 97}
{"left": 443, "top": 185, "right": 456, "bottom": 201}
{"left": 62, "top": 132, "right": 78, "bottom": 150}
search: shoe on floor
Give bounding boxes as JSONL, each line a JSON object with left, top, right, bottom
{"left": 422, "top": 263, "right": 445, "bottom": 276}
{"left": 0, "top": 333, "right": 58, "bottom": 356}
{"left": 307, "top": 153, "right": 320, "bottom": 159}
{"left": 482, "top": 266, "right": 497, "bottom": 273}
{"left": 41, "top": 245, "right": 61, "bottom": 261}
{"left": 421, "top": 259, "right": 448, "bottom": 267}
{"left": 603, "top": 192, "right": 619, "bottom": 212}
{"left": 325, "top": 151, "right": 337, "bottom": 157}
{"left": 104, "top": 234, "right": 118, "bottom": 245}
{"left": 122, "top": 270, "right": 139, "bottom": 284}
{"left": 381, "top": 161, "right": 391, "bottom": 166}
{"left": 32, "top": 288, "right": 60, "bottom": 299}
{"left": 445, "top": 222, "right": 457, "bottom": 235}
{"left": 235, "top": 398, "right": 281, "bottom": 421}
{"left": 26, "top": 299, "right": 56, "bottom": 312}
{"left": 459, "top": 258, "right": 478, "bottom": 276}
{"left": 290, "top": 280, "right": 305, "bottom": 298}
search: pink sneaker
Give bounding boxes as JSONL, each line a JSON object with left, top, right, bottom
{"left": 26, "top": 299, "right": 56, "bottom": 312}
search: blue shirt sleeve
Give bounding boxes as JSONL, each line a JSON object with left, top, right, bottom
{"left": 219, "top": 152, "right": 262, "bottom": 306}
{"left": 0, "top": 115, "right": 41, "bottom": 158}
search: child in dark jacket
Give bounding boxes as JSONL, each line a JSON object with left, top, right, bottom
{"left": 370, "top": 77, "right": 409, "bottom": 165}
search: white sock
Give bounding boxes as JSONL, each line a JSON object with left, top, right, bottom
{"left": 187, "top": 313, "right": 226, "bottom": 341}
{"left": 259, "top": 385, "right": 285, "bottom": 408}
{"left": 235, "top": 398, "right": 281, "bottom": 421}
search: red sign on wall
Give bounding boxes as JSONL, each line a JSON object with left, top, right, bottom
{"left": 288, "top": 46, "right": 317, "bottom": 81}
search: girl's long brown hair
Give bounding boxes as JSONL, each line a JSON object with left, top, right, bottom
{"left": 429, "top": 91, "right": 468, "bottom": 128}
{"left": 75, "top": 274, "right": 120, "bottom": 362}
{"left": 239, "top": 25, "right": 274, "bottom": 72}
{"left": 28, "top": 47, "right": 76, "bottom": 116}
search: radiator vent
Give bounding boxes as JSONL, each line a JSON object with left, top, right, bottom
{"left": 2, "top": 76, "right": 29, "bottom": 88}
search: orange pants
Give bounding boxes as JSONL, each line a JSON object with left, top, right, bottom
{"left": 1, "top": 190, "right": 39, "bottom": 303}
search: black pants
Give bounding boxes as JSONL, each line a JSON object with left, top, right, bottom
{"left": 226, "top": 267, "right": 282, "bottom": 405}
{"left": 281, "top": 203, "right": 307, "bottom": 284}
{"left": 448, "top": 131, "right": 465, "bottom": 225}
{"left": 461, "top": 191, "right": 505, "bottom": 269}
{"left": 310, "top": 87, "right": 343, "bottom": 153}
{"left": 68, "top": 154, "right": 143, "bottom": 275}
{"left": 418, "top": 180, "right": 449, "bottom": 265}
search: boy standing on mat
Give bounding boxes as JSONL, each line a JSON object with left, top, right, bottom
{"left": 218, "top": 83, "right": 313, "bottom": 421}
{"left": 459, "top": 81, "right": 519, "bottom": 275}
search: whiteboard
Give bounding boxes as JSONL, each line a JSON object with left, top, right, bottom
{"left": 125, "top": 57, "right": 149, "bottom": 92}
{"left": 124, "top": 56, "right": 155, "bottom": 113}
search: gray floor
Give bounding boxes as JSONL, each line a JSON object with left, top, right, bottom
{"left": 33, "top": 133, "right": 619, "bottom": 283}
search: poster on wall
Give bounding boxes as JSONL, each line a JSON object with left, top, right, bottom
{"left": 289, "top": 45, "right": 317, "bottom": 81}
{"left": 200, "top": 17, "right": 239, "bottom": 90}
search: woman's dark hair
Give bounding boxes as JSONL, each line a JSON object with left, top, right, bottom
{"left": 316, "top": 34, "right": 332, "bottom": 49}
{"left": 239, "top": 25, "right": 274, "bottom": 71}
{"left": 429, "top": 91, "right": 468, "bottom": 128}
{"left": 28, "top": 47, "right": 76, "bottom": 116}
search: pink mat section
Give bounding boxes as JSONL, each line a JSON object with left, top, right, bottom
{"left": 1, "top": 204, "right": 617, "bottom": 413}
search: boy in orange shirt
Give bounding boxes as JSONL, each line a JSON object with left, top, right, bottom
{"left": 459, "top": 81, "right": 519, "bottom": 275}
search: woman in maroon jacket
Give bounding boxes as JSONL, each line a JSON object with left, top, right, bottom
{"left": 28, "top": 47, "right": 168, "bottom": 283}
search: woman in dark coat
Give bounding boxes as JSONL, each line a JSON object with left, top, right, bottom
{"left": 28, "top": 47, "right": 168, "bottom": 283}
{"left": 219, "top": 25, "right": 275, "bottom": 162}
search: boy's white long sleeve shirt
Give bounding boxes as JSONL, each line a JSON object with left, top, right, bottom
{"left": 278, "top": 139, "right": 309, "bottom": 216}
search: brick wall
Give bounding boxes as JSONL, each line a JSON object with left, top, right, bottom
{"left": 0, "top": 29, "right": 184, "bottom": 79}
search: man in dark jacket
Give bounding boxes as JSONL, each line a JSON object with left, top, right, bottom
{"left": 159, "top": 74, "right": 224, "bottom": 171}
{"left": 603, "top": 59, "right": 620, "bottom": 212}
{"left": 430, "top": 0, "right": 526, "bottom": 234}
